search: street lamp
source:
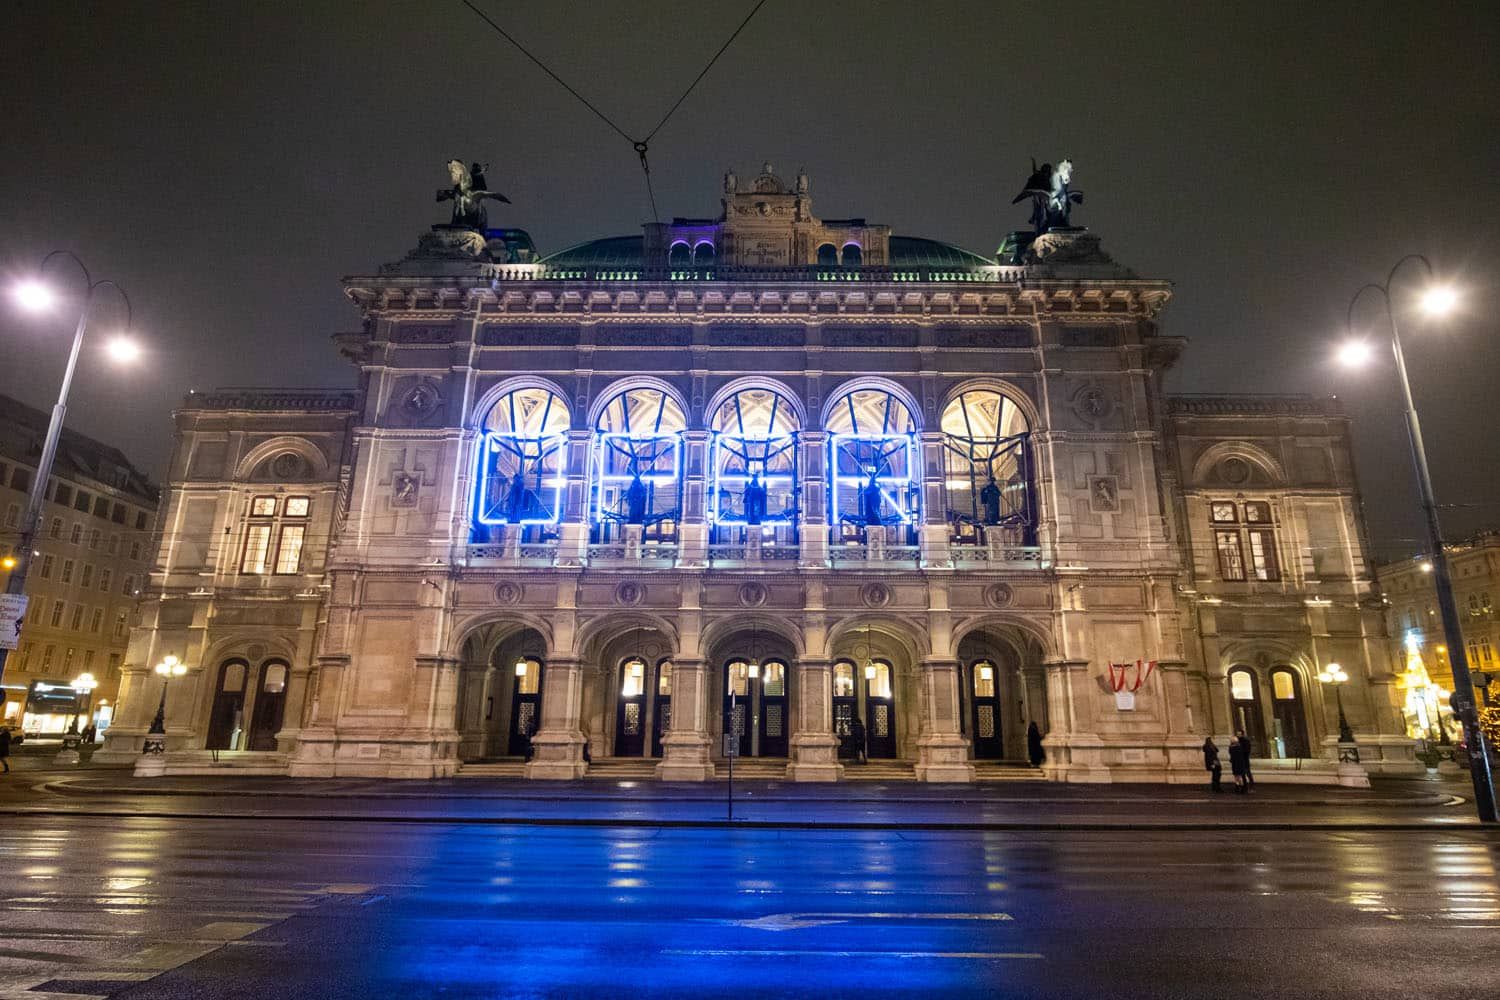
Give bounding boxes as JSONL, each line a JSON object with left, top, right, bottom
{"left": 1318, "top": 662, "right": 1355, "bottom": 745}
{"left": 0, "top": 252, "right": 137, "bottom": 695}
{"left": 145, "top": 655, "right": 187, "bottom": 746}
{"left": 1340, "top": 254, "right": 1496, "bottom": 822}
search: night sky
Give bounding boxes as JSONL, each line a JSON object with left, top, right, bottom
{"left": 3, "top": 1, "right": 1496, "bottom": 560}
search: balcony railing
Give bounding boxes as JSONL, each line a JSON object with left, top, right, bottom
{"left": 707, "top": 543, "right": 801, "bottom": 567}
{"left": 466, "top": 543, "right": 559, "bottom": 567}
{"left": 456, "top": 540, "right": 1048, "bottom": 571}
{"left": 950, "top": 544, "right": 1046, "bottom": 568}
{"left": 587, "top": 543, "right": 679, "bottom": 567}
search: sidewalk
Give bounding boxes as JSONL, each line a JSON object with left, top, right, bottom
{"left": 1, "top": 760, "right": 1485, "bottom": 831}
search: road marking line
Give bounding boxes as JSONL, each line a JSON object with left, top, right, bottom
{"left": 318, "top": 883, "right": 375, "bottom": 894}
{"left": 664, "top": 949, "right": 1043, "bottom": 960}
{"left": 729, "top": 911, "right": 1013, "bottom": 930}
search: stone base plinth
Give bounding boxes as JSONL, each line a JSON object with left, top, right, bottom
{"left": 915, "top": 734, "right": 975, "bottom": 783}
{"left": 787, "top": 733, "right": 843, "bottom": 782}
{"left": 525, "top": 731, "right": 588, "bottom": 780}
{"left": 656, "top": 733, "right": 714, "bottom": 781}
{"left": 283, "top": 730, "right": 459, "bottom": 778}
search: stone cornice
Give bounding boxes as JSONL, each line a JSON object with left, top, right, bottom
{"left": 185, "top": 389, "right": 361, "bottom": 413}
{"left": 1167, "top": 394, "right": 1345, "bottom": 418}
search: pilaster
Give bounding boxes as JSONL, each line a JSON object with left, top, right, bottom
{"left": 914, "top": 658, "right": 974, "bottom": 782}
{"left": 656, "top": 657, "right": 714, "bottom": 780}
{"left": 787, "top": 658, "right": 842, "bottom": 781}
{"left": 526, "top": 655, "right": 589, "bottom": 779}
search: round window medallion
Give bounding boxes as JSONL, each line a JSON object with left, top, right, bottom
{"left": 494, "top": 581, "right": 522, "bottom": 605}
{"left": 1221, "top": 457, "right": 1251, "bottom": 484}
{"left": 738, "top": 581, "right": 768, "bottom": 608}
{"left": 615, "top": 581, "right": 644, "bottom": 607}
{"left": 985, "top": 583, "right": 1014, "bottom": 608}
{"left": 861, "top": 582, "right": 892, "bottom": 609}
{"left": 271, "top": 453, "right": 306, "bottom": 480}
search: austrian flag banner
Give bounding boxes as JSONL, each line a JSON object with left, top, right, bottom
{"left": 1107, "top": 659, "right": 1156, "bottom": 710}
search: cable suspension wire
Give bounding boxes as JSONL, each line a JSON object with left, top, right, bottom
{"left": 459, "top": 0, "right": 770, "bottom": 223}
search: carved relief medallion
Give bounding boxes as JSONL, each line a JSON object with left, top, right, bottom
{"left": 392, "top": 471, "right": 420, "bottom": 507}
{"left": 737, "top": 581, "right": 768, "bottom": 608}
{"left": 860, "top": 582, "right": 892, "bottom": 609}
{"left": 494, "top": 581, "right": 522, "bottom": 605}
{"left": 402, "top": 382, "right": 441, "bottom": 419}
{"left": 1073, "top": 383, "right": 1113, "bottom": 425}
{"left": 270, "top": 452, "right": 307, "bottom": 480}
{"left": 985, "top": 583, "right": 1014, "bottom": 608}
{"left": 615, "top": 581, "right": 644, "bottom": 607}
{"left": 1087, "top": 474, "right": 1121, "bottom": 513}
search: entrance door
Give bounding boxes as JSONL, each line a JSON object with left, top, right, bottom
{"left": 832, "top": 661, "right": 858, "bottom": 760}
{"left": 206, "top": 659, "right": 249, "bottom": 750}
{"left": 247, "top": 661, "right": 288, "bottom": 751}
{"left": 864, "top": 660, "right": 897, "bottom": 758}
{"left": 651, "top": 661, "right": 672, "bottom": 758}
{"left": 507, "top": 657, "right": 543, "bottom": 756}
{"left": 1269, "top": 667, "right": 1311, "bottom": 758}
{"left": 969, "top": 659, "right": 1003, "bottom": 759}
{"left": 758, "top": 661, "right": 788, "bottom": 757}
{"left": 615, "top": 658, "right": 648, "bottom": 756}
{"left": 1228, "top": 667, "right": 1269, "bottom": 757}
{"left": 724, "top": 660, "right": 752, "bottom": 757}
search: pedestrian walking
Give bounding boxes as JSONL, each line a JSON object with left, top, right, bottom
{"left": 521, "top": 721, "right": 536, "bottom": 763}
{"left": 1227, "top": 734, "right": 1249, "bottom": 793}
{"left": 81, "top": 723, "right": 97, "bottom": 745}
{"left": 0, "top": 726, "right": 11, "bottom": 773}
{"left": 1027, "top": 721, "right": 1046, "bottom": 768}
{"left": 849, "top": 715, "right": 867, "bottom": 764}
{"left": 1236, "top": 731, "right": 1255, "bottom": 789}
{"left": 1202, "top": 736, "right": 1222, "bottom": 792}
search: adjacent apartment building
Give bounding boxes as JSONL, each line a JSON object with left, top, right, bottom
{"left": 0, "top": 393, "right": 160, "bottom": 736}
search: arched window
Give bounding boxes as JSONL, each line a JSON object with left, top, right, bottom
{"left": 710, "top": 387, "right": 800, "bottom": 536}
{"left": 592, "top": 386, "right": 687, "bottom": 542}
{"left": 972, "top": 660, "right": 996, "bottom": 697}
{"left": 693, "top": 242, "right": 716, "bottom": 267}
{"left": 668, "top": 242, "right": 691, "bottom": 267}
{"left": 475, "top": 386, "right": 570, "bottom": 532}
{"left": 1269, "top": 667, "right": 1310, "bottom": 758}
{"left": 833, "top": 661, "right": 856, "bottom": 697}
{"left": 817, "top": 243, "right": 838, "bottom": 266}
{"left": 1228, "top": 666, "right": 1268, "bottom": 757}
{"left": 825, "top": 386, "right": 919, "bottom": 541}
{"left": 940, "top": 389, "right": 1035, "bottom": 545}
{"left": 841, "top": 243, "right": 863, "bottom": 266}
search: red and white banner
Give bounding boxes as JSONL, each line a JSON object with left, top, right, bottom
{"left": 1107, "top": 659, "right": 1156, "bottom": 710}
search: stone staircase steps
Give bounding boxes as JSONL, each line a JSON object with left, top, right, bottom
{"left": 456, "top": 759, "right": 527, "bottom": 778}
{"left": 973, "top": 761, "right": 1048, "bottom": 782}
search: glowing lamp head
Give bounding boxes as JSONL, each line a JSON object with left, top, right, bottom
{"left": 1420, "top": 285, "right": 1459, "bottom": 317}
{"left": 1319, "top": 662, "right": 1349, "bottom": 685}
{"left": 514, "top": 657, "right": 528, "bottom": 677}
{"left": 1336, "top": 340, "right": 1375, "bottom": 368}
{"left": 864, "top": 663, "right": 877, "bottom": 680}
{"left": 105, "top": 336, "right": 141, "bottom": 363}
{"left": 1419, "top": 561, "right": 1433, "bottom": 573}
{"left": 71, "top": 672, "right": 99, "bottom": 693}
{"left": 155, "top": 654, "right": 185, "bottom": 677}
{"left": 1, "top": 554, "right": 16, "bottom": 570}
{"left": 12, "top": 279, "right": 57, "bottom": 313}
{"left": 747, "top": 662, "right": 760, "bottom": 679}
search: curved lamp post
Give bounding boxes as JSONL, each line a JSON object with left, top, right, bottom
{"left": 144, "top": 655, "right": 187, "bottom": 748}
{"left": 1340, "top": 254, "right": 1497, "bottom": 822}
{"left": 1318, "top": 662, "right": 1355, "bottom": 747}
{"left": 0, "top": 252, "right": 138, "bottom": 694}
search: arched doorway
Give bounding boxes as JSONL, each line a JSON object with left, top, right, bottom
{"left": 507, "top": 655, "right": 543, "bottom": 756}
{"left": 206, "top": 659, "right": 249, "bottom": 750}
{"left": 832, "top": 660, "right": 858, "bottom": 758}
{"left": 614, "top": 657, "right": 648, "bottom": 757}
{"left": 968, "top": 659, "right": 1003, "bottom": 759}
{"left": 1269, "top": 667, "right": 1311, "bottom": 758}
{"left": 247, "top": 661, "right": 288, "bottom": 751}
{"left": 720, "top": 657, "right": 792, "bottom": 759}
{"left": 1228, "top": 666, "right": 1269, "bottom": 756}
{"left": 863, "top": 660, "right": 897, "bottom": 758}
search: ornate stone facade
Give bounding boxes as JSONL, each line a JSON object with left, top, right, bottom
{"left": 96, "top": 171, "right": 1417, "bottom": 783}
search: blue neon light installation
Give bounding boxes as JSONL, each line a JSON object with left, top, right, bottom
{"left": 591, "top": 387, "right": 685, "bottom": 537}
{"left": 825, "top": 388, "right": 919, "bottom": 537}
{"left": 474, "top": 387, "right": 570, "bottom": 531}
{"left": 710, "top": 388, "right": 800, "bottom": 529}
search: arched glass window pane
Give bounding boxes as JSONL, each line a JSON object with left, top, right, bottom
{"left": 668, "top": 242, "right": 690, "bottom": 267}
{"left": 1229, "top": 669, "right": 1255, "bottom": 701}
{"left": 1271, "top": 669, "right": 1296, "bottom": 701}
{"left": 516, "top": 657, "right": 541, "bottom": 695}
{"left": 657, "top": 661, "right": 673, "bottom": 696}
{"left": 477, "top": 387, "right": 571, "bottom": 527}
{"left": 726, "top": 660, "right": 750, "bottom": 696}
{"left": 941, "top": 389, "right": 1033, "bottom": 544}
{"left": 867, "top": 661, "right": 892, "bottom": 699}
{"left": 621, "top": 658, "right": 646, "bottom": 697}
{"left": 833, "top": 661, "right": 855, "bottom": 696}
{"left": 593, "top": 387, "right": 686, "bottom": 532}
{"left": 693, "top": 242, "right": 716, "bottom": 266}
{"left": 841, "top": 244, "right": 863, "bottom": 266}
{"left": 762, "top": 661, "right": 786, "bottom": 697}
{"left": 262, "top": 662, "right": 287, "bottom": 694}
{"left": 825, "top": 387, "right": 918, "bottom": 533}
{"left": 221, "top": 661, "right": 246, "bottom": 693}
{"left": 711, "top": 388, "right": 800, "bottom": 526}
{"left": 973, "top": 661, "right": 996, "bottom": 697}
{"left": 817, "top": 243, "right": 838, "bottom": 266}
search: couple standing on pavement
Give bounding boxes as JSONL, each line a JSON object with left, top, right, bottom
{"left": 1202, "top": 732, "right": 1255, "bottom": 793}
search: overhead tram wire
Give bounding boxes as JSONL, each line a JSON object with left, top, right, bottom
{"left": 459, "top": 0, "right": 771, "bottom": 224}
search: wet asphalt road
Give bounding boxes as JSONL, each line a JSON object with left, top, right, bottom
{"left": 2, "top": 808, "right": 1498, "bottom": 999}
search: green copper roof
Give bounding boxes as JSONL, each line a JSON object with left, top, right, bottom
{"left": 538, "top": 234, "right": 993, "bottom": 269}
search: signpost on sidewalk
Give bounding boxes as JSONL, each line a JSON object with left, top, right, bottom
{"left": 724, "top": 690, "right": 739, "bottom": 820}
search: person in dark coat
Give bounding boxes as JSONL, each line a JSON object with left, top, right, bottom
{"left": 1227, "top": 735, "right": 1249, "bottom": 793}
{"left": 849, "top": 715, "right": 867, "bottom": 764}
{"left": 521, "top": 720, "right": 536, "bottom": 763}
{"left": 1026, "top": 721, "right": 1045, "bottom": 768}
{"left": 0, "top": 726, "right": 11, "bottom": 773}
{"left": 1236, "top": 731, "right": 1255, "bottom": 789}
{"left": 1202, "top": 736, "right": 1223, "bottom": 792}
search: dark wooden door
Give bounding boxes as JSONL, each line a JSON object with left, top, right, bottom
{"left": 758, "top": 661, "right": 788, "bottom": 757}
{"left": 1228, "top": 668, "right": 1269, "bottom": 757}
{"left": 724, "top": 661, "right": 751, "bottom": 758}
{"left": 832, "top": 662, "right": 857, "bottom": 759}
{"left": 1269, "top": 668, "right": 1311, "bottom": 758}
{"left": 651, "top": 662, "right": 672, "bottom": 758}
{"left": 969, "top": 660, "right": 1003, "bottom": 760}
{"left": 864, "top": 661, "right": 897, "bottom": 759}
{"left": 615, "top": 659, "right": 648, "bottom": 757}
{"left": 205, "top": 660, "right": 249, "bottom": 750}
{"left": 247, "top": 661, "right": 288, "bottom": 751}
{"left": 507, "top": 659, "right": 542, "bottom": 756}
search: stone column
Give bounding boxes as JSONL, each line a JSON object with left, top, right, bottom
{"left": 657, "top": 656, "right": 714, "bottom": 780}
{"left": 788, "top": 658, "right": 842, "bottom": 781}
{"left": 454, "top": 663, "right": 490, "bottom": 760}
{"left": 287, "top": 654, "right": 347, "bottom": 777}
{"left": 915, "top": 658, "right": 975, "bottom": 781}
{"left": 1041, "top": 657, "right": 1110, "bottom": 782}
{"left": 526, "top": 655, "right": 588, "bottom": 778}
{"left": 273, "top": 664, "right": 315, "bottom": 755}
{"left": 93, "top": 666, "right": 155, "bottom": 762}
{"left": 555, "top": 430, "right": 593, "bottom": 567}
{"left": 678, "top": 430, "right": 711, "bottom": 568}
{"left": 917, "top": 432, "right": 952, "bottom": 569}
{"left": 799, "top": 430, "right": 829, "bottom": 567}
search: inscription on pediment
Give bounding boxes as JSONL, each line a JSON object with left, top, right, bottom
{"left": 824, "top": 326, "right": 918, "bottom": 349}
{"left": 933, "top": 325, "right": 1032, "bottom": 349}
{"left": 480, "top": 324, "right": 581, "bottom": 347}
